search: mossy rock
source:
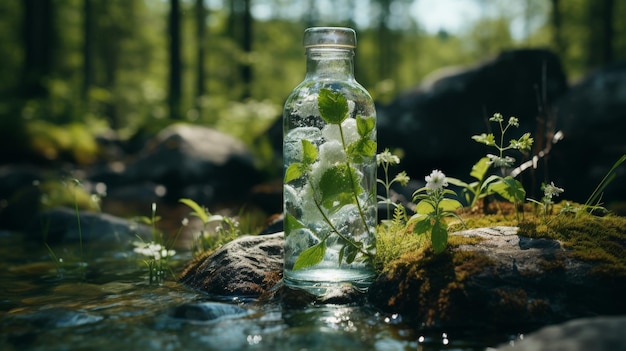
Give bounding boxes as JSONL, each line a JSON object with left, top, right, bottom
{"left": 368, "top": 217, "right": 626, "bottom": 330}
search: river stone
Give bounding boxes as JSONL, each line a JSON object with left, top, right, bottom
{"left": 170, "top": 302, "right": 251, "bottom": 322}
{"left": 25, "top": 207, "right": 152, "bottom": 245}
{"left": 495, "top": 316, "right": 626, "bottom": 351}
{"left": 368, "top": 226, "right": 626, "bottom": 329}
{"left": 179, "top": 233, "right": 284, "bottom": 297}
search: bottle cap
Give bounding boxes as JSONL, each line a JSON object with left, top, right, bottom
{"left": 304, "top": 27, "right": 356, "bottom": 49}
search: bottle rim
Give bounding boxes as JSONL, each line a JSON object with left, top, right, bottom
{"left": 304, "top": 27, "right": 356, "bottom": 49}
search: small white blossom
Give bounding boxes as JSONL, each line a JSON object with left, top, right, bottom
{"left": 393, "top": 171, "right": 410, "bottom": 186}
{"left": 376, "top": 149, "right": 400, "bottom": 166}
{"left": 486, "top": 154, "right": 516, "bottom": 168}
{"left": 133, "top": 242, "right": 175, "bottom": 261}
{"left": 425, "top": 170, "right": 448, "bottom": 191}
{"left": 543, "top": 181, "right": 564, "bottom": 199}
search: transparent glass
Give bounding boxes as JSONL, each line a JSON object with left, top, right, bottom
{"left": 283, "top": 27, "right": 377, "bottom": 293}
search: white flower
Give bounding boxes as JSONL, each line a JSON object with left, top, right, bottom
{"left": 133, "top": 242, "right": 176, "bottom": 260}
{"left": 376, "top": 149, "right": 400, "bottom": 166}
{"left": 486, "top": 154, "right": 516, "bottom": 168}
{"left": 543, "top": 181, "right": 564, "bottom": 199}
{"left": 393, "top": 171, "right": 410, "bottom": 186}
{"left": 425, "top": 170, "right": 448, "bottom": 191}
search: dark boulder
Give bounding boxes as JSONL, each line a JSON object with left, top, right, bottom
{"left": 24, "top": 207, "right": 152, "bottom": 245}
{"left": 376, "top": 49, "right": 567, "bottom": 192}
{"left": 91, "top": 123, "right": 261, "bottom": 206}
{"left": 179, "top": 232, "right": 284, "bottom": 298}
{"left": 551, "top": 61, "right": 626, "bottom": 203}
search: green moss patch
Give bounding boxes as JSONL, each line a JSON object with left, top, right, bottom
{"left": 519, "top": 214, "right": 626, "bottom": 277}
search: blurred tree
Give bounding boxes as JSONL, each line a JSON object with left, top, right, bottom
{"left": 549, "top": 0, "right": 565, "bottom": 54}
{"left": 21, "top": 0, "right": 54, "bottom": 99}
{"left": 195, "top": 0, "right": 207, "bottom": 104}
{"left": 169, "top": 0, "right": 182, "bottom": 120}
{"left": 587, "top": 0, "right": 615, "bottom": 66}
{"left": 82, "top": 0, "right": 94, "bottom": 101}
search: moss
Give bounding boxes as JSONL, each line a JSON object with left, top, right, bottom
{"left": 519, "top": 213, "right": 626, "bottom": 277}
{"left": 379, "top": 241, "right": 496, "bottom": 325}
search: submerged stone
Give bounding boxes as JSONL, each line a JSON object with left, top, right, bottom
{"left": 170, "top": 302, "right": 251, "bottom": 322}
{"left": 496, "top": 316, "right": 626, "bottom": 351}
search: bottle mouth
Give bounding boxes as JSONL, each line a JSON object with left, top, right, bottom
{"left": 304, "top": 27, "right": 356, "bottom": 49}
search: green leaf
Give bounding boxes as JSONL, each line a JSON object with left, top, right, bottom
{"left": 318, "top": 164, "right": 361, "bottom": 208}
{"left": 439, "top": 198, "right": 462, "bottom": 212}
{"left": 470, "top": 157, "right": 491, "bottom": 182}
{"left": 293, "top": 241, "right": 326, "bottom": 270}
{"left": 431, "top": 221, "right": 448, "bottom": 254}
{"left": 471, "top": 133, "right": 495, "bottom": 146}
{"left": 446, "top": 177, "right": 469, "bottom": 188}
{"left": 179, "top": 198, "right": 208, "bottom": 223}
{"left": 415, "top": 199, "right": 435, "bottom": 215}
{"left": 345, "top": 243, "right": 360, "bottom": 264}
{"left": 356, "top": 115, "right": 375, "bottom": 137}
{"left": 413, "top": 217, "right": 432, "bottom": 235}
{"left": 318, "top": 88, "right": 348, "bottom": 125}
{"left": 284, "top": 163, "right": 304, "bottom": 183}
{"left": 301, "top": 139, "right": 318, "bottom": 165}
{"left": 284, "top": 213, "right": 305, "bottom": 235}
{"left": 489, "top": 176, "right": 526, "bottom": 203}
{"left": 348, "top": 138, "right": 376, "bottom": 159}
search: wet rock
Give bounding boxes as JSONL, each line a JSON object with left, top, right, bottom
{"left": 179, "top": 233, "right": 284, "bottom": 297}
{"left": 495, "top": 316, "right": 626, "bottom": 351}
{"left": 170, "top": 302, "right": 251, "bottom": 322}
{"left": 25, "top": 207, "right": 152, "bottom": 245}
{"left": 368, "top": 226, "right": 626, "bottom": 329}
{"left": 25, "top": 308, "right": 103, "bottom": 328}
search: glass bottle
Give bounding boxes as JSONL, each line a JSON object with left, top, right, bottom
{"left": 283, "top": 27, "right": 377, "bottom": 293}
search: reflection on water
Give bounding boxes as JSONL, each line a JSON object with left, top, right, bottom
{"left": 0, "top": 230, "right": 510, "bottom": 351}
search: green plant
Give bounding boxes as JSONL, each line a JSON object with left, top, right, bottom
{"left": 41, "top": 178, "right": 93, "bottom": 280}
{"left": 179, "top": 198, "right": 244, "bottom": 256}
{"left": 527, "top": 181, "right": 565, "bottom": 223}
{"left": 376, "top": 148, "right": 410, "bottom": 220}
{"left": 581, "top": 154, "right": 626, "bottom": 215}
{"left": 448, "top": 113, "right": 532, "bottom": 219}
{"left": 133, "top": 203, "right": 177, "bottom": 285}
{"left": 409, "top": 170, "right": 464, "bottom": 253}
{"left": 285, "top": 88, "right": 376, "bottom": 270}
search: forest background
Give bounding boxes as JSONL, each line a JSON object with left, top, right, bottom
{"left": 0, "top": 0, "right": 623, "bottom": 171}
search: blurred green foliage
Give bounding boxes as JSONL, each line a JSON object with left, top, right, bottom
{"left": 0, "top": 0, "right": 624, "bottom": 167}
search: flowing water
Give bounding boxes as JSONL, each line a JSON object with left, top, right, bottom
{"left": 0, "top": 229, "right": 517, "bottom": 351}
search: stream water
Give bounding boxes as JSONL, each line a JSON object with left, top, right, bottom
{"left": 0, "top": 229, "right": 518, "bottom": 351}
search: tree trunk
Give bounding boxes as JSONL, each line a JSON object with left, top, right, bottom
{"left": 195, "top": 0, "right": 206, "bottom": 100}
{"left": 377, "top": 0, "right": 393, "bottom": 82}
{"left": 601, "top": 0, "right": 614, "bottom": 64}
{"left": 83, "top": 0, "right": 94, "bottom": 101}
{"left": 241, "top": 0, "right": 252, "bottom": 98}
{"left": 169, "top": 0, "right": 182, "bottom": 120}
{"left": 21, "top": 0, "right": 53, "bottom": 98}
{"left": 549, "top": 0, "right": 564, "bottom": 54}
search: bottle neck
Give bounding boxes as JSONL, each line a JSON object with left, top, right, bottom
{"left": 305, "top": 47, "right": 355, "bottom": 80}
